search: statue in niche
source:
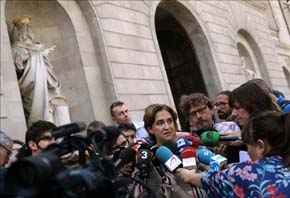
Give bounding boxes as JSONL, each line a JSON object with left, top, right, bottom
{"left": 11, "top": 16, "right": 70, "bottom": 127}
{"left": 241, "top": 56, "right": 257, "bottom": 80}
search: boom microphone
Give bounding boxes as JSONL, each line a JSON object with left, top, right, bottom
{"left": 156, "top": 146, "right": 182, "bottom": 172}
{"left": 52, "top": 121, "right": 87, "bottom": 138}
{"left": 200, "top": 131, "right": 241, "bottom": 147}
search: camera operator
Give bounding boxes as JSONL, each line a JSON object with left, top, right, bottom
{"left": 18, "top": 120, "right": 57, "bottom": 158}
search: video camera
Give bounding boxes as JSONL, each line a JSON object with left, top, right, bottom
{"left": 2, "top": 122, "right": 156, "bottom": 198}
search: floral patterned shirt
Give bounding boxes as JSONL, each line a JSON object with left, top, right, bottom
{"left": 201, "top": 155, "right": 290, "bottom": 198}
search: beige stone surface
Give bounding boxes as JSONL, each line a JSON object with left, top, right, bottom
{"left": 1, "top": 0, "right": 290, "bottom": 138}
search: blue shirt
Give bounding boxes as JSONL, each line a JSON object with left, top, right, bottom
{"left": 277, "top": 96, "right": 290, "bottom": 112}
{"left": 201, "top": 155, "right": 290, "bottom": 198}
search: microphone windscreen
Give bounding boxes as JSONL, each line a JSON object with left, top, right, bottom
{"left": 176, "top": 138, "right": 190, "bottom": 150}
{"left": 102, "top": 125, "right": 121, "bottom": 141}
{"left": 181, "top": 146, "right": 197, "bottom": 169}
{"left": 118, "top": 147, "right": 135, "bottom": 165}
{"left": 156, "top": 146, "right": 174, "bottom": 164}
{"left": 201, "top": 131, "right": 220, "bottom": 147}
{"left": 136, "top": 149, "right": 151, "bottom": 169}
{"left": 197, "top": 148, "right": 215, "bottom": 165}
{"left": 162, "top": 140, "right": 179, "bottom": 155}
{"left": 181, "top": 147, "right": 196, "bottom": 158}
{"left": 52, "top": 121, "right": 87, "bottom": 138}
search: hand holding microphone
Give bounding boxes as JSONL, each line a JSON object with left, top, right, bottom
{"left": 175, "top": 168, "right": 202, "bottom": 188}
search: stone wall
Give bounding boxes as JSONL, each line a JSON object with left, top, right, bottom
{"left": 1, "top": 0, "right": 290, "bottom": 140}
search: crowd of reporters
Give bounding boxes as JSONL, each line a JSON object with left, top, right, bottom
{"left": 0, "top": 78, "right": 290, "bottom": 197}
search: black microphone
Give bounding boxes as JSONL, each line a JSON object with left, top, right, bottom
{"left": 162, "top": 140, "right": 179, "bottom": 155}
{"left": 135, "top": 149, "right": 151, "bottom": 179}
{"left": 89, "top": 125, "right": 121, "bottom": 143}
{"left": 114, "top": 147, "right": 135, "bottom": 169}
{"left": 52, "top": 121, "right": 87, "bottom": 138}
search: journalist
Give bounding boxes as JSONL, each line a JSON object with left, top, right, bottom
{"left": 176, "top": 111, "right": 290, "bottom": 197}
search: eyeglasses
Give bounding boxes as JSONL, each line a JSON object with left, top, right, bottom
{"left": 125, "top": 135, "right": 136, "bottom": 139}
{"left": 36, "top": 135, "right": 54, "bottom": 142}
{"left": 188, "top": 106, "right": 208, "bottom": 118}
{"left": 215, "top": 102, "right": 228, "bottom": 108}
{"left": 0, "top": 144, "right": 12, "bottom": 158}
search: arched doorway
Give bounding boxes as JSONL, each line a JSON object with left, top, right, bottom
{"left": 155, "top": 3, "right": 217, "bottom": 130}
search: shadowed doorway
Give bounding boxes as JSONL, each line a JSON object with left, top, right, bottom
{"left": 155, "top": 6, "right": 207, "bottom": 131}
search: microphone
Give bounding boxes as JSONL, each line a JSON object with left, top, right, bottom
{"left": 176, "top": 138, "right": 197, "bottom": 170}
{"left": 200, "top": 131, "right": 241, "bottom": 147}
{"left": 156, "top": 146, "right": 182, "bottom": 172}
{"left": 176, "top": 135, "right": 200, "bottom": 149}
{"left": 176, "top": 138, "right": 190, "bottom": 151}
{"left": 162, "top": 140, "right": 179, "bottom": 156}
{"left": 135, "top": 149, "right": 151, "bottom": 179}
{"left": 114, "top": 147, "right": 135, "bottom": 169}
{"left": 180, "top": 146, "right": 197, "bottom": 170}
{"left": 197, "top": 148, "right": 227, "bottom": 171}
{"left": 89, "top": 125, "right": 121, "bottom": 143}
{"left": 52, "top": 121, "right": 87, "bottom": 138}
{"left": 131, "top": 139, "right": 150, "bottom": 152}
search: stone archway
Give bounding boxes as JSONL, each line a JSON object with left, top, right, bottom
{"left": 154, "top": 1, "right": 221, "bottom": 130}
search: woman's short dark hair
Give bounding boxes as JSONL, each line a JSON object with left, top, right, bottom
{"left": 143, "top": 104, "right": 178, "bottom": 141}
{"left": 242, "top": 111, "right": 290, "bottom": 167}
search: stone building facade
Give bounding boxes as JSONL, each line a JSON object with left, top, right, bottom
{"left": 1, "top": 0, "right": 290, "bottom": 140}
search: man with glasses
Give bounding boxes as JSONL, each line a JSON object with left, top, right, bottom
{"left": 215, "top": 91, "right": 236, "bottom": 122}
{"left": 25, "top": 120, "right": 57, "bottom": 156}
{"left": 179, "top": 93, "right": 241, "bottom": 163}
